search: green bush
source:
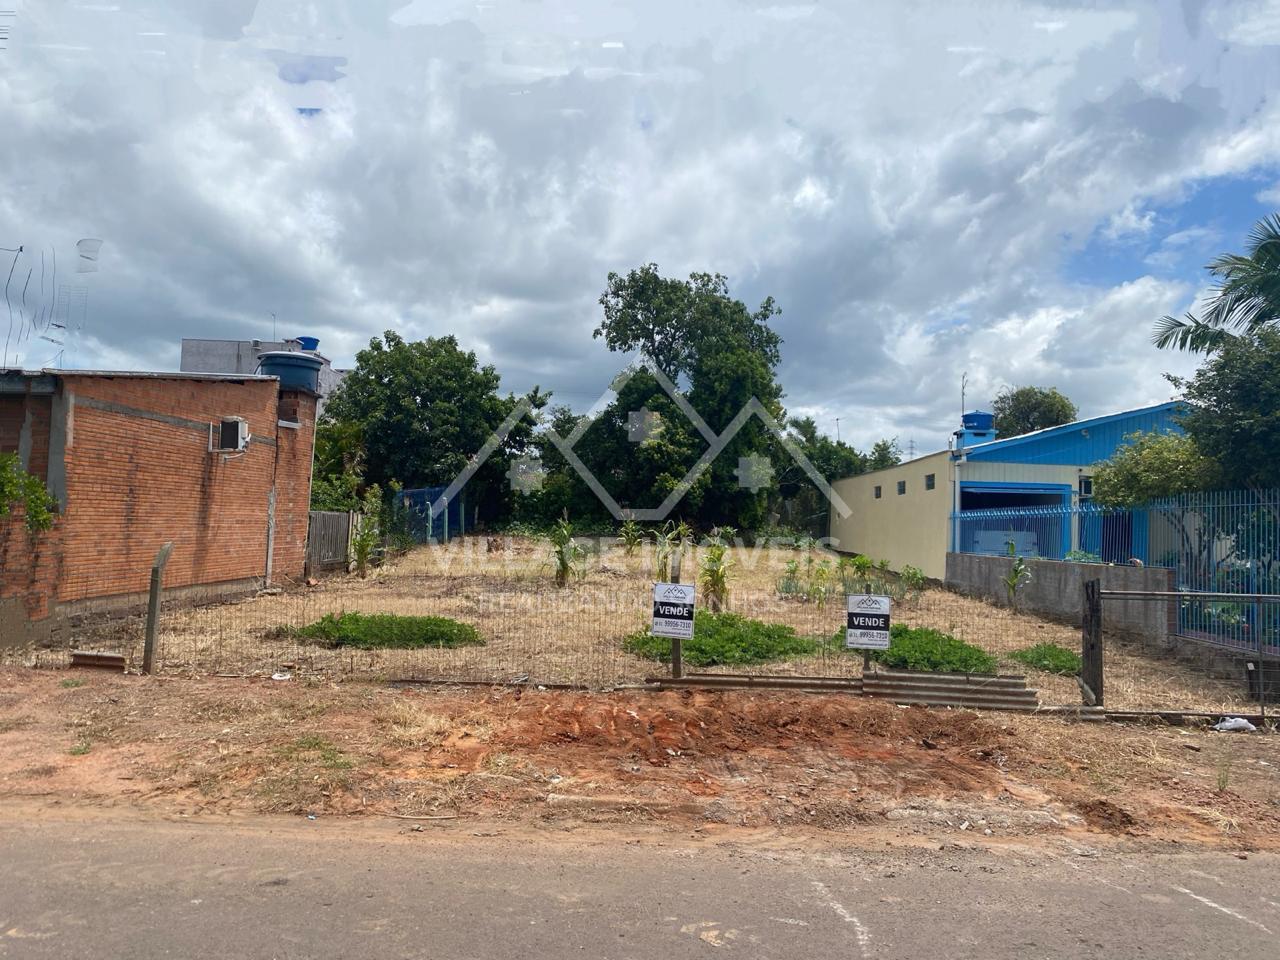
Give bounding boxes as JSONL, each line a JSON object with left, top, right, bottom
{"left": 624, "top": 611, "right": 817, "bottom": 667}
{"left": 296, "top": 612, "right": 482, "bottom": 650}
{"left": 868, "top": 624, "right": 997, "bottom": 674}
{"left": 1009, "top": 642, "right": 1081, "bottom": 676}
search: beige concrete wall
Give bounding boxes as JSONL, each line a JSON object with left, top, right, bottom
{"left": 828, "top": 452, "right": 953, "bottom": 579}
{"left": 960, "top": 462, "right": 1085, "bottom": 486}
{"left": 828, "top": 458, "right": 1102, "bottom": 579}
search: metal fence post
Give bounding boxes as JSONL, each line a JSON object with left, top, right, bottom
{"left": 1079, "top": 578, "right": 1103, "bottom": 707}
{"left": 142, "top": 541, "right": 174, "bottom": 676}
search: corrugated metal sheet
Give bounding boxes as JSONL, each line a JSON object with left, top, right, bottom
{"left": 964, "top": 402, "right": 1182, "bottom": 466}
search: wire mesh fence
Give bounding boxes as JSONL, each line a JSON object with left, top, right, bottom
{"left": 1098, "top": 591, "right": 1279, "bottom": 716}
{"left": 9, "top": 537, "right": 1273, "bottom": 715}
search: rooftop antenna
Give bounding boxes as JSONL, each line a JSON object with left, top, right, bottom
{"left": 960, "top": 371, "right": 969, "bottom": 418}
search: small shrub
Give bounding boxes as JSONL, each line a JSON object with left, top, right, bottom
{"left": 623, "top": 611, "right": 817, "bottom": 667}
{"left": 60, "top": 678, "right": 85, "bottom": 689}
{"left": 69, "top": 740, "right": 92, "bottom": 756}
{"left": 777, "top": 559, "right": 803, "bottom": 597}
{"left": 869, "top": 624, "right": 997, "bottom": 674}
{"left": 1009, "top": 642, "right": 1081, "bottom": 676}
{"left": 899, "top": 565, "right": 926, "bottom": 604}
{"left": 1064, "top": 549, "right": 1103, "bottom": 564}
{"left": 296, "top": 612, "right": 482, "bottom": 650}
{"left": 351, "top": 486, "right": 383, "bottom": 577}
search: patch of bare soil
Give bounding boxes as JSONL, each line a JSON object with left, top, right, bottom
{"left": 1, "top": 667, "right": 1277, "bottom": 851}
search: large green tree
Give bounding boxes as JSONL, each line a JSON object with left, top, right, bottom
{"left": 589, "top": 265, "right": 789, "bottom": 529}
{"left": 1172, "top": 329, "right": 1280, "bottom": 489}
{"left": 595, "top": 265, "right": 781, "bottom": 381}
{"left": 991, "top": 386, "right": 1077, "bottom": 438}
{"left": 323, "top": 331, "right": 545, "bottom": 514}
{"left": 867, "top": 438, "right": 902, "bottom": 471}
{"left": 1153, "top": 214, "right": 1280, "bottom": 352}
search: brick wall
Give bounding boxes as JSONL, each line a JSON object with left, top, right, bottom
{"left": 0, "top": 393, "right": 52, "bottom": 481}
{"left": 0, "top": 510, "right": 65, "bottom": 647}
{"left": 54, "top": 375, "right": 314, "bottom": 604}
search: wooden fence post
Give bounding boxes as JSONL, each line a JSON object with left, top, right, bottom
{"left": 668, "top": 548, "right": 684, "bottom": 679}
{"left": 142, "top": 541, "right": 174, "bottom": 676}
{"left": 1080, "top": 578, "right": 1103, "bottom": 707}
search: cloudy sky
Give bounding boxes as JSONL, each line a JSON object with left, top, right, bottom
{"left": 4, "top": 0, "right": 1280, "bottom": 452}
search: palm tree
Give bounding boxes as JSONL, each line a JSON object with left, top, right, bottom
{"left": 1153, "top": 213, "right": 1280, "bottom": 351}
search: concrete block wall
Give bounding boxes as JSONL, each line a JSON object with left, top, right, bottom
{"left": 945, "top": 552, "right": 1176, "bottom": 643}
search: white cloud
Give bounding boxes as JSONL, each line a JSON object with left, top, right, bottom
{"left": 1258, "top": 182, "right": 1280, "bottom": 206}
{"left": 1102, "top": 203, "right": 1156, "bottom": 242}
{"left": 2, "top": 0, "right": 1276, "bottom": 454}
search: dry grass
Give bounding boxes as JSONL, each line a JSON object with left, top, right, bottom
{"left": 19, "top": 535, "right": 1264, "bottom": 713}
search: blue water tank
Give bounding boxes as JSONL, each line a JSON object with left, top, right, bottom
{"left": 962, "top": 410, "right": 995, "bottom": 432}
{"left": 258, "top": 351, "right": 322, "bottom": 392}
{"left": 295, "top": 335, "right": 320, "bottom": 352}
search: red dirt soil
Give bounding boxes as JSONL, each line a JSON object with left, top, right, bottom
{"left": 1, "top": 667, "right": 1277, "bottom": 851}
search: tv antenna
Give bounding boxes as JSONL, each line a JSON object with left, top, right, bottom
{"left": 960, "top": 371, "right": 969, "bottom": 417}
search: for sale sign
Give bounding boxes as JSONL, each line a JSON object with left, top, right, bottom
{"left": 652, "top": 582, "right": 696, "bottom": 640}
{"left": 845, "top": 594, "right": 891, "bottom": 649}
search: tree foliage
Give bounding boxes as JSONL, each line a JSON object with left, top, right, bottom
{"left": 867, "top": 438, "right": 902, "bottom": 471}
{"left": 1172, "top": 329, "right": 1280, "bottom": 490}
{"left": 322, "top": 331, "right": 545, "bottom": 517}
{"left": 1153, "top": 214, "right": 1280, "bottom": 352}
{"left": 0, "top": 454, "right": 57, "bottom": 532}
{"left": 991, "top": 386, "right": 1077, "bottom": 438}
{"left": 1092, "top": 431, "right": 1223, "bottom": 508}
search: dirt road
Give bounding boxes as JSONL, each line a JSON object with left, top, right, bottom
{"left": 1, "top": 809, "right": 1277, "bottom": 959}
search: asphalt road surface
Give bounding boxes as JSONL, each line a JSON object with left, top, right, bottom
{"left": 1, "top": 813, "right": 1277, "bottom": 959}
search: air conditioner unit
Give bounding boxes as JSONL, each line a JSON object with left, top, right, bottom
{"left": 213, "top": 417, "right": 250, "bottom": 452}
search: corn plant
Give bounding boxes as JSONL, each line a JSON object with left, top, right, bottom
{"left": 616, "top": 518, "right": 645, "bottom": 556}
{"left": 699, "top": 542, "right": 733, "bottom": 612}
{"left": 807, "top": 558, "right": 833, "bottom": 607}
{"left": 651, "top": 521, "right": 678, "bottom": 581}
{"left": 549, "top": 518, "right": 586, "bottom": 587}
{"left": 1002, "top": 556, "right": 1032, "bottom": 607}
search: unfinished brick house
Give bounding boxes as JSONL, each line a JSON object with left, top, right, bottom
{"left": 1, "top": 369, "right": 316, "bottom": 645}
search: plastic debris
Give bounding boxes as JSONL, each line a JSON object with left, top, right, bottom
{"left": 1213, "top": 717, "right": 1257, "bottom": 733}
{"left": 271, "top": 672, "right": 292, "bottom": 681}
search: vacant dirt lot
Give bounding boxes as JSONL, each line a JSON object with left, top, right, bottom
{"left": 35, "top": 537, "right": 1261, "bottom": 713}
{"left": 1, "top": 668, "right": 1277, "bottom": 851}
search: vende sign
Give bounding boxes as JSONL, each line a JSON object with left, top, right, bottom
{"left": 652, "top": 582, "right": 695, "bottom": 640}
{"left": 845, "top": 594, "right": 891, "bottom": 650}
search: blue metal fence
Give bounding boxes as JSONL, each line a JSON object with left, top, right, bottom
{"left": 951, "top": 489, "right": 1280, "bottom": 653}
{"left": 396, "top": 486, "right": 465, "bottom": 543}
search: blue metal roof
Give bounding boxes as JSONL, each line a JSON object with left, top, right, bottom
{"left": 962, "top": 401, "right": 1183, "bottom": 465}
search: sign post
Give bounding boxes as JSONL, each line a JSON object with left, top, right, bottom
{"left": 652, "top": 582, "right": 696, "bottom": 679}
{"left": 845, "top": 593, "right": 892, "bottom": 653}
